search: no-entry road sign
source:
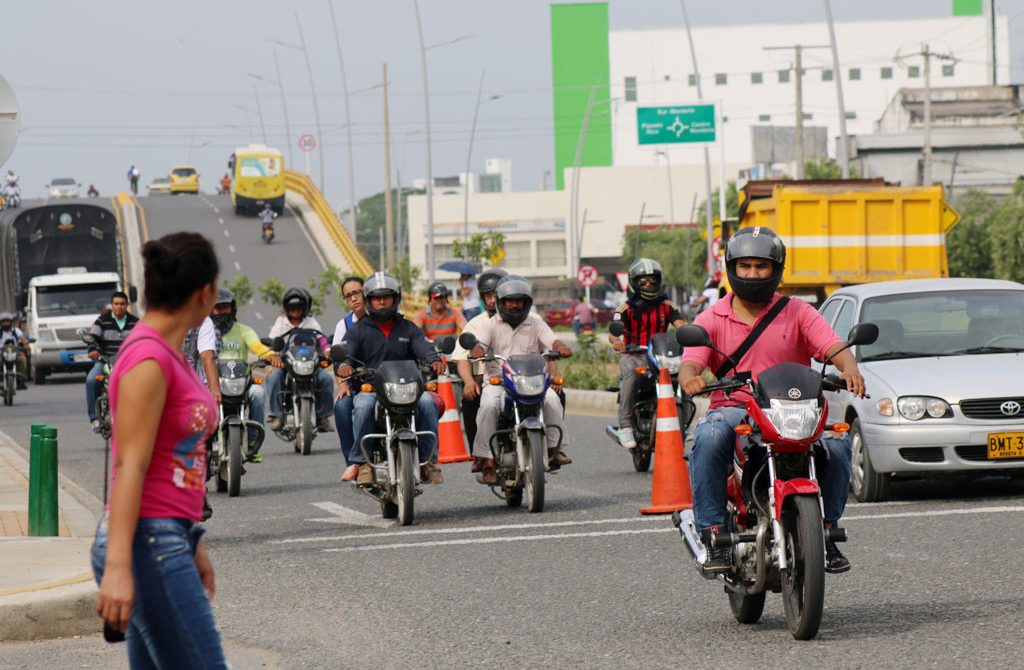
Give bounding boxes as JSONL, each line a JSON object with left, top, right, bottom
{"left": 577, "top": 264, "right": 599, "bottom": 287}
{"left": 299, "top": 134, "right": 317, "bottom": 152}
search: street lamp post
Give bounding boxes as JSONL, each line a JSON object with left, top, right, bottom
{"left": 249, "top": 67, "right": 293, "bottom": 163}
{"left": 655, "top": 150, "right": 675, "bottom": 224}
{"left": 251, "top": 83, "right": 268, "bottom": 145}
{"left": 328, "top": 0, "right": 359, "bottom": 237}
{"left": 234, "top": 104, "right": 255, "bottom": 142}
{"left": 271, "top": 16, "right": 324, "bottom": 191}
{"left": 463, "top": 69, "right": 501, "bottom": 244}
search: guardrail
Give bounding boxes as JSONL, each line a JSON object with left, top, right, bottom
{"left": 284, "top": 170, "right": 374, "bottom": 277}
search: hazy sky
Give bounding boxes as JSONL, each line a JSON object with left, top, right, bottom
{"left": 2, "top": 0, "right": 1018, "bottom": 208}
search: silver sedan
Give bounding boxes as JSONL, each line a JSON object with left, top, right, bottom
{"left": 819, "top": 278, "right": 1024, "bottom": 502}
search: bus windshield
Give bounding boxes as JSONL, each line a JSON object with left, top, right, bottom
{"left": 239, "top": 156, "right": 282, "bottom": 178}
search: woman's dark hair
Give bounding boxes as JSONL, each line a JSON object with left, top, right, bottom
{"left": 341, "top": 275, "right": 364, "bottom": 289}
{"left": 141, "top": 232, "right": 219, "bottom": 311}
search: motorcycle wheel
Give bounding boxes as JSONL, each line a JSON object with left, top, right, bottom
{"left": 396, "top": 440, "right": 416, "bottom": 526}
{"left": 631, "top": 445, "right": 652, "bottom": 473}
{"left": 506, "top": 486, "right": 523, "bottom": 508}
{"left": 524, "top": 430, "right": 545, "bottom": 513}
{"left": 780, "top": 495, "right": 826, "bottom": 640}
{"left": 3, "top": 379, "right": 12, "bottom": 406}
{"left": 728, "top": 589, "right": 766, "bottom": 624}
{"left": 631, "top": 409, "right": 653, "bottom": 472}
{"left": 296, "top": 398, "right": 314, "bottom": 455}
{"left": 227, "top": 424, "right": 243, "bottom": 497}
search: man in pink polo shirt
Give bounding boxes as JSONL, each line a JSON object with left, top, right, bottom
{"left": 680, "top": 227, "right": 866, "bottom": 576}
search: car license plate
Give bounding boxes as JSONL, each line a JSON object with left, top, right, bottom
{"left": 72, "top": 353, "right": 91, "bottom": 363}
{"left": 987, "top": 432, "right": 1024, "bottom": 459}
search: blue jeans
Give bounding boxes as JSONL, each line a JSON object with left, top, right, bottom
{"left": 265, "top": 367, "right": 334, "bottom": 419}
{"left": 91, "top": 517, "right": 227, "bottom": 669}
{"left": 689, "top": 406, "right": 852, "bottom": 530}
{"left": 85, "top": 361, "right": 104, "bottom": 421}
{"left": 351, "top": 391, "right": 438, "bottom": 464}
{"left": 333, "top": 394, "right": 355, "bottom": 465}
{"left": 462, "top": 306, "right": 481, "bottom": 321}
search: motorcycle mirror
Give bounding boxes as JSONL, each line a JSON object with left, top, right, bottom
{"left": 436, "top": 335, "right": 457, "bottom": 355}
{"left": 329, "top": 343, "right": 348, "bottom": 363}
{"left": 272, "top": 336, "right": 285, "bottom": 352}
{"left": 609, "top": 321, "right": 625, "bottom": 337}
{"left": 128, "top": 285, "right": 139, "bottom": 304}
{"left": 675, "top": 325, "right": 711, "bottom": 348}
{"left": 81, "top": 333, "right": 97, "bottom": 345}
{"left": 458, "top": 332, "right": 478, "bottom": 351}
{"left": 847, "top": 322, "right": 879, "bottom": 347}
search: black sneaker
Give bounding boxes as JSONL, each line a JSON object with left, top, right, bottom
{"left": 702, "top": 546, "right": 732, "bottom": 575}
{"left": 825, "top": 540, "right": 850, "bottom": 574}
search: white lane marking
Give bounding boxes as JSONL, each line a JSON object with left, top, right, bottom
{"left": 307, "top": 502, "right": 395, "bottom": 529}
{"left": 218, "top": 217, "right": 224, "bottom": 225}
{"left": 228, "top": 244, "right": 236, "bottom": 254}
{"left": 275, "top": 515, "right": 665, "bottom": 545}
{"left": 322, "top": 528, "right": 670, "bottom": 553}
{"left": 223, "top": 229, "right": 230, "bottom": 238}
{"left": 213, "top": 207, "right": 219, "bottom": 214}
{"left": 844, "top": 505, "right": 1024, "bottom": 521}
{"left": 234, "top": 261, "right": 241, "bottom": 271}
{"left": 255, "top": 312, "right": 263, "bottom": 321}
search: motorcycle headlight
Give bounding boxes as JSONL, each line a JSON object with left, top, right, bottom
{"left": 512, "top": 373, "right": 546, "bottom": 397}
{"left": 290, "top": 359, "right": 316, "bottom": 376}
{"left": 219, "top": 376, "right": 247, "bottom": 397}
{"left": 897, "top": 396, "right": 951, "bottom": 420}
{"left": 763, "top": 398, "right": 822, "bottom": 440}
{"left": 2, "top": 350, "right": 17, "bottom": 362}
{"left": 655, "top": 354, "right": 681, "bottom": 375}
{"left": 384, "top": 381, "right": 419, "bottom": 404}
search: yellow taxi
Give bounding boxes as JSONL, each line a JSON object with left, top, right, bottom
{"left": 169, "top": 165, "right": 200, "bottom": 194}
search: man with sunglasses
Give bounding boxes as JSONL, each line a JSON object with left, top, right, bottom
{"left": 333, "top": 276, "right": 366, "bottom": 481}
{"left": 609, "top": 259, "right": 686, "bottom": 450}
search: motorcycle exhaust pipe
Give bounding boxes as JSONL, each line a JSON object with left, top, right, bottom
{"left": 671, "top": 509, "right": 707, "bottom": 566}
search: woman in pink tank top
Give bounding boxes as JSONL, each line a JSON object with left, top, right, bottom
{"left": 92, "top": 232, "right": 229, "bottom": 668}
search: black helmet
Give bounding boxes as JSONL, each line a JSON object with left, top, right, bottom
{"left": 724, "top": 226, "right": 786, "bottom": 304}
{"left": 212, "top": 288, "right": 237, "bottom": 334}
{"left": 477, "top": 268, "right": 508, "bottom": 316}
{"left": 363, "top": 272, "right": 402, "bottom": 323}
{"left": 427, "top": 281, "right": 450, "bottom": 300}
{"left": 628, "top": 258, "right": 663, "bottom": 300}
{"left": 282, "top": 287, "right": 312, "bottom": 319}
{"left": 495, "top": 275, "right": 533, "bottom": 328}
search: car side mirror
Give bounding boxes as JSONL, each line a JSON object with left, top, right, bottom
{"left": 330, "top": 343, "right": 348, "bottom": 363}
{"left": 609, "top": 321, "right": 625, "bottom": 337}
{"left": 458, "top": 332, "right": 478, "bottom": 350}
{"left": 847, "top": 323, "right": 879, "bottom": 347}
{"left": 436, "top": 335, "right": 456, "bottom": 355}
{"left": 675, "top": 325, "right": 711, "bottom": 348}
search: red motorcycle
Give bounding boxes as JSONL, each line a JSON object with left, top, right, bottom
{"left": 672, "top": 321, "right": 877, "bottom": 640}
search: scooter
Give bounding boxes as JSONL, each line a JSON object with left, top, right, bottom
{"left": 459, "top": 332, "right": 564, "bottom": 513}
{"left": 671, "top": 322, "right": 877, "bottom": 640}
{"left": 331, "top": 336, "right": 456, "bottom": 526}
{"left": 262, "top": 221, "right": 275, "bottom": 244}
{"left": 211, "top": 359, "right": 267, "bottom": 497}
{"left": 605, "top": 321, "right": 692, "bottom": 472}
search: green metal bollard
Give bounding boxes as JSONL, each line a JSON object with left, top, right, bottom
{"left": 35, "top": 426, "right": 59, "bottom": 537}
{"left": 28, "top": 424, "right": 46, "bottom": 536}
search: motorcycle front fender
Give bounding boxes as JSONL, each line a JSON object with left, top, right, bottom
{"left": 772, "top": 478, "right": 820, "bottom": 521}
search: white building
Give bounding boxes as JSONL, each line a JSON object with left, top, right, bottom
{"left": 412, "top": 157, "right": 512, "bottom": 197}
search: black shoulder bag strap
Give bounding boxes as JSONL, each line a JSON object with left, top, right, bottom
{"left": 714, "top": 297, "right": 791, "bottom": 379}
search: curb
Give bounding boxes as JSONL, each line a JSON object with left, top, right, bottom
{"left": 564, "top": 388, "right": 618, "bottom": 417}
{"left": 0, "top": 579, "right": 98, "bottom": 642}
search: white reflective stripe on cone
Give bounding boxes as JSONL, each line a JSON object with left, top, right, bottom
{"left": 440, "top": 409, "right": 460, "bottom": 423}
{"left": 656, "top": 417, "right": 680, "bottom": 432}
{"left": 656, "top": 382, "right": 674, "bottom": 399}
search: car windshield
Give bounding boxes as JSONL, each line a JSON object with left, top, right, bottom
{"left": 51, "top": 178, "right": 75, "bottom": 185}
{"left": 172, "top": 168, "right": 196, "bottom": 177}
{"left": 859, "top": 289, "right": 1024, "bottom": 361}
{"left": 36, "top": 283, "right": 118, "bottom": 317}
{"left": 152, "top": 178, "right": 170, "bottom": 184}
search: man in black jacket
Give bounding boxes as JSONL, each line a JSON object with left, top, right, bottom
{"left": 337, "top": 272, "right": 446, "bottom": 486}
{"left": 85, "top": 291, "right": 138, "bottom": 432}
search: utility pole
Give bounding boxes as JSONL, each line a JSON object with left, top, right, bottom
{"left": 680, "top": 0, "right": 715, "bottom": 272}
{"left": 897, "top": 43, "right": 955, "bottom": 185}
{"left": 823, "top": 0, "right": 850, "bottom": 177}
{"left": 382, "top": 63, "right": 394, "bottom": 269}
{"left": 764, "top": 44, "right": 830, "bottom": 179}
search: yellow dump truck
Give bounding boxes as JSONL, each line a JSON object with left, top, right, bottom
{"left": 735, "top": 179, "right": 960, "bottom": 302}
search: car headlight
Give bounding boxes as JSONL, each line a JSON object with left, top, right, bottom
{"left": 384, "top": 381, "right": 419, "bottom": 404}
{"left": 655, "top": 354, "right": 681, "bottom": 375}
{"left": 897, "top": 396, "right": 952, "bottom": 420}
{"left": 37, "top": 329, "right": 56, "bottom": 343}
{"left": 763, "top": 398, "right": 822, "bottom": 440}
{"left": 512, "top": 373, "right": 546, "bottom": 397}
{"left": 290, "top": 359, "right": 316, "bottom": 376}
{"left": 219, "top": 376, "right": 247, "bottom": 397}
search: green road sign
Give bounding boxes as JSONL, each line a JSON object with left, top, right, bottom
{"left": 637, "top": 104, "right": 716, "bottom": 145}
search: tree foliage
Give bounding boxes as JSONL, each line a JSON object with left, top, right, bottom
{"left": 350, "top": 187, "right": 421, "bottom": 268}
{"left": 622, "top": 226, "right": 707, "bottom": 296}
{"left": 452, "top": 231, "right": 506, "bottom": 269}
{"left": 223, "top": 275, "right": 253, "bottom": 307}
{"left": 696, "top": 181, "right": 739, "bottom": 226}
{"left": 802, "top": 157, "right": 858, "bottom": 180}
{"left": 946, "top": 184, "right": 1024, "bottom": 282}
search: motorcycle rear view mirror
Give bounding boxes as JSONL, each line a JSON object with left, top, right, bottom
{"left": 675, "top": 325, "right": 711, "bottom": 349}
{"left": 609, "top": 321, "right": 625, "bottom": 337}
{"left": 81, "top": 332, "right": 97, "bottom": 346}
{"left": 128, "top": 285, "right": 139, "bottom": 304}
{"left": 847, "top": 322, "right": 879, "bottom": 347}
{"left": 329, "top": 344, "right": 349, "bottom": 363}
{"left": 436, "top": 335, "right": 456, "bottom": 356}
{"left": 458, "top": 332, "right": 478, "bottom": 351}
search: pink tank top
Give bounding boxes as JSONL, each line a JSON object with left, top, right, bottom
{"left": 108, "top": 323, "right": 216, "bottom": 520}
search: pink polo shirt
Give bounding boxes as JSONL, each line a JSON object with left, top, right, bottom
{"left": 682, "top": 293, "right": 843, "bottom": 410}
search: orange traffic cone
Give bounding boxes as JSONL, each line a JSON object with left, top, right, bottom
{"left": 435, "top": 373, "right": 473, "bottom": 464}
{"left": 640, "top": 366, "right": 694, "bottom": 515}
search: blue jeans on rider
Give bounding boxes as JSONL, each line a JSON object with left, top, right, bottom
{"left": 85, "top": 361, "right": 104, "bottom": 422}
{"left": 333, "top": 394, "right": 356, "bottom": 465}
{"left": 689, "top": 406, "right": 852, "bottom": 531}
{"left": 350, "top": 391, "right": 438, "bottom": 464}
{"left": 264, "top": 367, "right": 334, "bottom": 420}
{"left": 91, "top": 516, "right": 227, "bottom": 669}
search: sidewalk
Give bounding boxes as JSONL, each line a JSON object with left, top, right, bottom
{"left": 0, "top": 429, "right": 100, "bottom": 641}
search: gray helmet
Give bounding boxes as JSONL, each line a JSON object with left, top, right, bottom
{"left": 724, "top": 226, "right": 786, "bottom": 304}
{"left": 495, "top": 275, "right": 533, "bottom": 328}
{"left": 477, "top": 268, "right": 508, "bottom": 316}
{"left": 364, "top": 272, "right": 402, "bottom": 322}
{"left": 282, "top": 287, "right": 312, "bottom": 318}
{"left": 0, "top": 311, "right": 12, "bottom": 329}
{"left": 212, "top": 288, "right": 237, "bottom": 334}
{"left": 628, "top": 258, "right": 663, "bottom": 300}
